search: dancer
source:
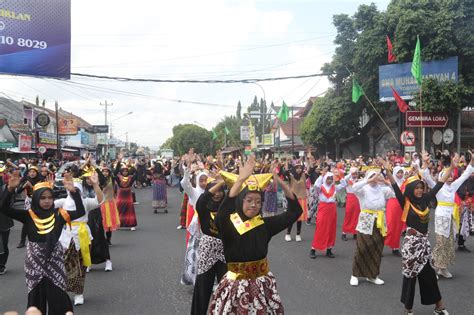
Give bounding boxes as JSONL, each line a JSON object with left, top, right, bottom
{"left": 349, "top": 167, "right": 394, "bottom": 286}
{"left": 384, "top": 158, "right": 452, "bottom": 315}
{"left": 284, "top": 160, "right": 310, "bottom": 242}
{"left": 56, "top": 170, "right": 103, "bottom": 306}
{"left": 341, "top": 167, "right": 361, "bottom": 241}
{"left": 208, "top": 155, "right": 302, "bottom": 314}
{"left": 421, "top": 153, "right": 474, "bottom": 278}
{"left": 457, "top": 168, "right": 474, "bottom": 251}
{"left": 96, "top": 165, "right": 120, "bottom": 245}
{"left": 1, "top": 171, "right": 85, "bottom": 315}
{"left": 180, "top": 150, "right": 208, "bottom": 285}
{"left": 114, "top": 154, "right": 138, "bottom": 230}
{"left": 384, "top": 166, "right": 406, "bottom": 256}
{"left": 190, "top": 176, "right": 226, "bottom": 315}
{"left": 152, "top": 161, "right": 169, "bottom": 214}
{"left": 310, "top": 169, "right": 346, "bottom": 258}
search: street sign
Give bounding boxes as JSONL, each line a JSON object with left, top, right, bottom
{"left": 405, "top": 111, "right": 448, "bottom": 127}
{"left": 240, "top": 126, "right": 250, "bottom": 141}
{"left": 443, "top": 129, "right": 454, "bottom": 144}
{"left": 432, "top": 130, "right": 443, "bottom": 145}
{"left": 405, "top": 146, "right": 416, "bottom": 152}
{"left": 249, "top": 111, "right": 261, "bottom": 119}
{"left": 400, "top": 130, "right": 416, "bottom": 146}
{"left": 90, "top": 125, "right": 109, "bottom": 134}
{"left": 38, "top": 146, "right": 47, "bottom": 154}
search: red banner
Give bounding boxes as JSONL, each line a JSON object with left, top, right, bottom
{"left": 405, "top": 111, "right": 448, "bottom": 127}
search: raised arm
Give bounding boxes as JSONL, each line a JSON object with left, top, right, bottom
{"left": 450, "top": 155, "right": 474, "bottom": 191}
{"left": 1, "top": 171, "right": 28, "bottom": 222}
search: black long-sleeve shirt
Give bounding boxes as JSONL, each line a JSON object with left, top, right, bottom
{"left": 195, "top": 191, "right": 220, "bottom": 238}
{"left": 0, "top": 189, "right": 85, "bottom": 243}
{"left": 391, "top": 182, "right": 444, "bottom": 234}
{"left": 215, "top": 194, "right": 302, "bottom": 263}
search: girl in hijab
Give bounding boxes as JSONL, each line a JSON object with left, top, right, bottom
{"left": 16, "top": 165, "right": 42, "bottom": 249}
{"left": 383, "top": 157, "right": 452, "bottom": 315}
{"left": 420, "top": 152, "right": 474, "bottom": 279}
{"left": 208, "top": 155, "right": 302, "bottom": 314}
{"left": 341, "top": 167, "right": 361, "bottom": 241}
{"left": 1, "top": 171, "right": 85, "bottom": 315}
{"left": 350, "top": 167, "right": 394, "bottom": 286}
{"left": 96, "top": 165, "right": 120, "bottom": 244}
{"left": 384, "top": 166, "right": 406, "bottom": 256}
{"left": 190, "top": 176, "right": 226, "bottom": 315}
{"left": 114, "top": 154, "right": 138, "bottom": 230}
{"left": 56, "top": 170, "right": 104, "bottom": 306}
{"left": 151, "top": 161, "right": 169, "bottom": 214}
{"left": 310, "top": 169, "right": 347, "bottom": 258}
{"left": 180, "top": 151, "right": 209, "bottom": 285}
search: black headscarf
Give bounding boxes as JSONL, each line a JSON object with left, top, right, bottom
{"left": 31, "top": 187, "right": 57, "bottom": 259}
{"left": 205, "top": 181, "right": 225, "bottom": 212}
{"left": 235, "top": 187, "right": 264, "bottom": 221}
{"left": 404, "top": 179, "right": 428, "bottom": 209}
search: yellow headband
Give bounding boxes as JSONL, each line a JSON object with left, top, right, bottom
{"left": 220, "top": 171, "right": 273, "bottom": 193}
{"left": 33, "top": 182, "right": 54, "bottom": 191}
{"left": 404, "top": 175, "right": 422, "bottom": 186}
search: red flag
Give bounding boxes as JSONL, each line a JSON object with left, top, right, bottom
{"left": 386, "top": 35, "right": 396, "bottom": 63}
{"left": 391, "top": 87, "right": 409, "bottom": 113}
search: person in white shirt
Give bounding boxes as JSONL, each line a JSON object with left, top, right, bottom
{"left": 421, "top": 152, "right": 474, "bottom": 279}
{"left": 341, "top": 167, "right": 361, "bottom": 241}
{"left": 310, "top": 169, "right": 346, "bottom": 258}
{"left": 350, "top": 167, "right": 394, "bottom": 286}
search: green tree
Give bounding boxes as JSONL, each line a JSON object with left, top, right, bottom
{"left": 301, "top": 89, "right": 361, "bottom": 157}
{"left": 213, "top": 115, "right": 242, "bottom": 149}
{"left": 236, "top": 101, "right": 242, "bottom": 120}
{"left": 163, "top": 124, "right": 212, "bottom": 156}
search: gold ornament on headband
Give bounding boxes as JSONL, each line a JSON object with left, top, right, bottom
{"left": 33, "top": 182, "right": 54, "bottom": 191}
{"left": 219, "top": 171, "right": 273, "bottom": 192}
{"left": 81, "top": 166, "right": 94, "bottom": 179}
{"left": 207, "top": 177, "right": 216, "bottom": 184}
{"left": 361, "top": 166, "right": 381, "bottom": 172}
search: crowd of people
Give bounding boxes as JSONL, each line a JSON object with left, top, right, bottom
{"left": 0, "top": 148, "right": 473, "bottom": 314}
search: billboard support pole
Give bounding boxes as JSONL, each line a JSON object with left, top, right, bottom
{"left": 419, "top": 84, "right": 424, "bottom": 153}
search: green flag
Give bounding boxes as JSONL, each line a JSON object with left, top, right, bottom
{"left": 277, "top": 101, "right": 289, "bottom": 123}
{"left": 352, "top": 78, "right": 364, "bottom": 103}
{"left": 212, "top": 130, "right": 217, "bottom": 140}
{"left": 224, "top": 126, "right": 230, "bottom": 135}
{"left": 411, "top": 36, "right": 422, "bottom": 86}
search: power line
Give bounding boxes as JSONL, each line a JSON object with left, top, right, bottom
{"left": 70, "top": 72, "right": 333, "bottom": 84}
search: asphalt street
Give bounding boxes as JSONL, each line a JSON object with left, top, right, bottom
{"left": 1, "top": 187, "right": 473, "bottom": 315}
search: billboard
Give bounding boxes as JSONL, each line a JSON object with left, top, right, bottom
{"left": 58, "top": 118, "right": 78, "bottom": 135}
{"left": 0, "top": 118, "right": 16, "bottom": 148}
{"left": 36, "top": 131, "right": 57, "bottom": 149}
{"left": 0, "top": 0, "right": 71, "bottom": 79}
{"left": 378, "top": 57, "right": 458, "bottom": 101}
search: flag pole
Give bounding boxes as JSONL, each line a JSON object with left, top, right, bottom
{"left": 362, "top": 94, "right": 399, "bottom": 144}
{"left": 345, "top": 66, "right": 399, "bottom": 144}
{"left": 419, "top": 82, "right": 424, "bottom": 152}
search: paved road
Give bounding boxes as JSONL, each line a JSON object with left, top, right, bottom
{"left": 1, "top": 187, "right": 473, "bottom": 314}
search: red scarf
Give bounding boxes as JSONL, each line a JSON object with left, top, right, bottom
{"left": 321, "top": 185, "right": 336, "bottom": 199}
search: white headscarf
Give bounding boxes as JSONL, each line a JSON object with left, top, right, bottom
{"left": 322, "top": 172, "right": 334, "bottom": 191}
{"left": 393, "top": 166, "right": 405, "bottom": 187}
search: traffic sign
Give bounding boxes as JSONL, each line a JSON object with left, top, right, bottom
{"left": 443, "top": 129, "right": 454, "bottom": 144}
{"left": 400, "top": 130, "right": 416, "bottom": 146}
{"left": 405, "top": 146, "right": 416, "bottom": 152}
{"left": 432, "top": 130, "right": 443, "bottom": 145}
{"left": 38, "top": 146, "right": 47, "bottom": 154}
{"left": 405, "top": 111, "right": 448, "bottom": 128}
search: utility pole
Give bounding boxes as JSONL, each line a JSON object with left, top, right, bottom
{"left": 291, "top": 106, "right": 294, "bottom": 156}
{"left": 55, "top": 101, "right": 60, "bottom": 159}
{"left": 100, "top": 101, "right": 113, "bottom": 160}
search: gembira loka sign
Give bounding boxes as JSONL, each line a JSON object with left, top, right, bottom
{"left": 0, "top": 0, "right": 71, "bottom": 79}
{"left": 379, "top": 57, "right": 458, "bottom": 102}
{"left": 405, "top": 111, "right": 448, "bottom": 128}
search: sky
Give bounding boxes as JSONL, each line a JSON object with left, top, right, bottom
{"left": 0, "top": 0, "right": 390, "bottom": 148}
